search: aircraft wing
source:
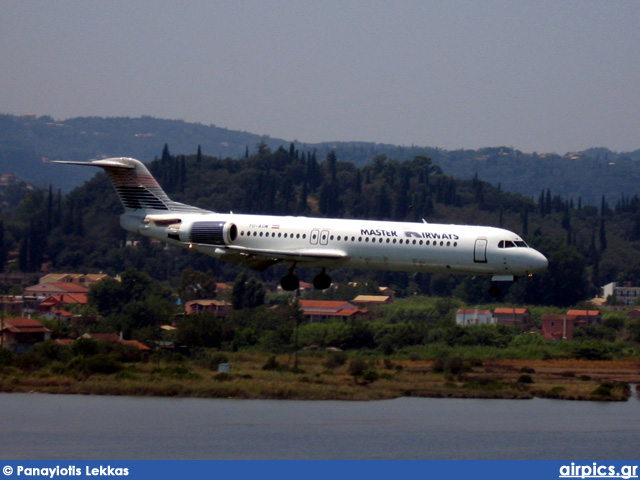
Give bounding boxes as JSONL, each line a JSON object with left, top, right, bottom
{"left": 213, "top": 245, "right": 349, "bottom": 271}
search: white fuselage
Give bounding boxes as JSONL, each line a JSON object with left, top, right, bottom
{"left": 125, "top": 212, "right": 548, "bottom": 278}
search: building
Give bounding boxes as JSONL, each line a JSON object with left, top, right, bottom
{"left": 541, "top": 314, "right": 574, "bottom": 340}
{"left": 0, "top": 296, "right": 24, "bottom": 316}
{"left": 352, "top": 295, "right": 393, "bottom": 306}
{"left": 24, "top": 283, "right": 89, "bottom": 297}
{"left": 40, "top": 309, "right": 74, "bottom": 321}
{"left": 493, "top": 308, "right": 531, "bottom": 328}
{"left": 39, "top": 273, "right": 110, "bottom": 287}
{"left": 39, "top": 293, "right": 88, "bottom": 313}
{"left": 455, "top": 309, "right": 494, "bottom": 326}
{"left": 298, "top": 300, "right": 369, "bottom": 322}
{"left": 602, "top": 282, "right": 640, "bottom": 306}
{"left": 1, "top": 317, "right": 52, "bottom": 353}
{"left": 184, "top": 300, "right": 232, "bottom": 317}
{"left": 566, "top": 310, "right": 601, "bottom": 327}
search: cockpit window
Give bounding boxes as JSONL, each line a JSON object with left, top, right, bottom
{"left": 498, "top": 240, "right": 528, "bottom": 248}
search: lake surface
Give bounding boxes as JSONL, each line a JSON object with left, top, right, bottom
{"left": 1, "top": 393, "right": 639, "bottom": 459}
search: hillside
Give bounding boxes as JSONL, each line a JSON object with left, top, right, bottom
{"left": 1, "top": 114, "right": 639, "bottom": 204}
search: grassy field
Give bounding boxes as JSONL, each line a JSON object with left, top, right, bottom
{"left": 1, "top": 352, "right": 638, "bottom": 401}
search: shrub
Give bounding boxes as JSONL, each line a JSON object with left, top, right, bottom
{"left": 151, "top": 365, "right": 200, "bottom": 379}
{"left": 17, "top": 352, "right": 46, "bottom": 373}
{"left": 432, "top": 356, "right": 466, "bottom": 375}
{"left": 72, "top": 337, "right": 100, "bottom": 357}
{"left": 262, "top": 355, "right": 280, "bottom": 371}
{"left": 591, "top": 382, "right": 614, "bottom": 398}
{"left": 517, "top": 374, "right": 534, "bottom": 384}
{"left": 324, "top": 352, "right": 348, "bottom": 369}
{"left": 348, "top": 358, "right": 367, "bottom": 377}
{"left": 361, "top": 370, "right": 379, "bottom": 383}
{"left": 0, "top": 348, "right": 16, "bottom": 367}
{"left": 69, "top": 354, "right": 123, "bottom": 375}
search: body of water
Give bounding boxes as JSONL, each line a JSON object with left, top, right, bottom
{"left": 1, "top": 393, "right": 638, "bottom": 459}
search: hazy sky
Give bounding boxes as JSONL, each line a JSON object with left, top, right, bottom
{"left": 2, "top": 1, "right": 639, "bottom": 153}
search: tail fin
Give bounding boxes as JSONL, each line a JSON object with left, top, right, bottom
{"left": 54, "top": 157, "right": 209, "bottom": 214}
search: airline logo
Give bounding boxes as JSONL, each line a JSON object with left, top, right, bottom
{"left": 360, "top": 228, "right": 459, "bottom": 240}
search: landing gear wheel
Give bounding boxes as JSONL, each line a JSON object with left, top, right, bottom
{"left": 280, "top": 272, "right": 300, "bottom": 291}
{"left": 313, "top": 268, "right": 332, "bottom": 290}
{"left": 489, "top": 283, "right": 501, "bottom": 298}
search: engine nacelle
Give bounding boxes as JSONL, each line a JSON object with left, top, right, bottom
{"left": 189, "top": 221, "right": 238, "bottom": 245}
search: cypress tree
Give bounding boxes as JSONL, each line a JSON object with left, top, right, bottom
{"left": 599, "top": 219, "right": 607, "bottom": 251}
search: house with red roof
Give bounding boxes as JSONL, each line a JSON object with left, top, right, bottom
{"left": 24, "top": 282, "right": 89, "bottom": 297}
{"left": 39, "top": 293, "right": 88, "bottom": 313}
{"left": 1, "top": 317, "right": 52, "bottom": 353}
{"left": 298, "top": 300, "right": 369, "bottom": 322}
{"left": 566, "top": 310, "right": 601, "bottom": 327}
{"left": 493, "top": 308, "right": 531, "bottom": 329}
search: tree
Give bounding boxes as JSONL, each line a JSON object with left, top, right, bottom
{"left": 178, "top": 269, "right": 217, "bottom": 302}
{"left": 506, "top": 236, "right": 588, "bottom": 306}
{"left": 232, "top": 272, "right": 247, "bottom": 310}
{"left": 176, "top": 313, "right": 223, "bottom": 348}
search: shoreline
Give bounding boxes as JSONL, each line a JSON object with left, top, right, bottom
{"left": 1, "top": 354, "right": 638, "bottom": 402}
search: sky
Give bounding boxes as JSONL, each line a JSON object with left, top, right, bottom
{"left": 2, "top": 1, "right": 639, "bottom": 154}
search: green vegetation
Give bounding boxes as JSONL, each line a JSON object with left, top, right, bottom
{"left": 2, "top": 117, "right": 640, "bottom": 401}
{"left": 1, "top": 347, "right": 635, "bottom": 401}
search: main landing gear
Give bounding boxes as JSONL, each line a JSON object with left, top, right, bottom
{"left": 280, "top": 269, "right": 300, "bottom": 291}
{"left": 280, "top": 267, "right": 332, "bottom": 291}
{"left": 313, "top": 268, "right": 331, "bottom": 290}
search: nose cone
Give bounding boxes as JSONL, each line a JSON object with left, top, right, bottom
{"left": 529, "top": 249, "right": 548, "bottom": 273}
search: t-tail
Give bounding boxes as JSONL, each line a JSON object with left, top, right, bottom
{"left": 53, "top": 157, "right": 208, "bottom": 215}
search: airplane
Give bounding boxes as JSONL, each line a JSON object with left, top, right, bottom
{"left": 54, "top": 157, "right": 548, "bottom": 297}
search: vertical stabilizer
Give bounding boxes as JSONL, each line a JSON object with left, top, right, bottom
{"left": 54, "top": 157, "right": 209, "bottom": 214}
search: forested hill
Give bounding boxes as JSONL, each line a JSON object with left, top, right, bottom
{"left": 1, "top": 113, "right": 639, "bottom": 204}
{"left": 5, "top": 145, "right": 640, "bottom": 307}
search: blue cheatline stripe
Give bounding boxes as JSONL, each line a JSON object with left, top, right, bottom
{"left": 1, "top": 461, "right": 637, "bottom": 480}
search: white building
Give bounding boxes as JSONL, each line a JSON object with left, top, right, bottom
{"left": 455, "top": 309, "right": 495, "bottom": 326}
{"left": 602, "top": 282, "right": 640, "bottom": 306}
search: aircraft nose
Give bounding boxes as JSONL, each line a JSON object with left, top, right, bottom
{"left": 529, "top": 249, "right": 548, "bottom": 273}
